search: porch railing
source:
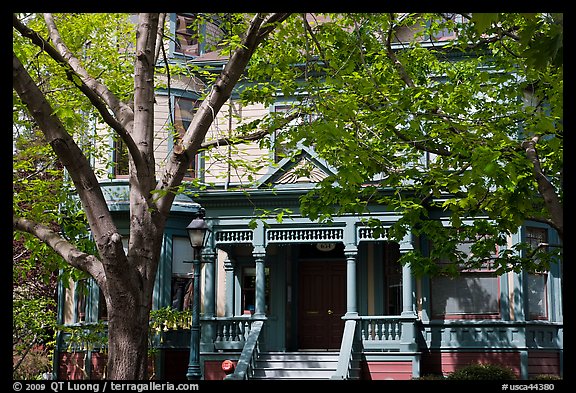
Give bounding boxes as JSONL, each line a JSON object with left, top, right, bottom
{"left": 223, "top": 319, "right": 264, "bottom": 380}
{"left": 331, "top": 319, "right": 359, "bottom": 380}
{"left": 360, "top": 315, "right": 419, "bottom": 351}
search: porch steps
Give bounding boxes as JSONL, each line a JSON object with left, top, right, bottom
{"left": 251, "top": 351, "right": 341, "bottom": 380}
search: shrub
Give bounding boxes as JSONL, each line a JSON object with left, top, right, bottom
{"left": 413, "top": 374, "right": 446, "bottom": 380}
{"left": 446, "top": 363, "right": 517, "bottom": 380}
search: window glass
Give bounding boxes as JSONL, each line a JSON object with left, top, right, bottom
{"left": 526, "top": 226, "right": 549, "bottom": 320}
{"left": 113, "top": 137, "right": 129, "bottom": 177}
{"left": 75, "top": 279, "right": 88, "bottom": 323}
{"left": 171, "top": 236, "right": 194, "bottom": 311}
{"left": 174, "top": 96, "right": 200, "bottom": 178}
{"left": 241, "top": 266, "right": 270, "bottom": 314}
{"left": 272, "top": 104, "right": 293, "bottom": 162}
{"left": 175, "top": 14, "right": 199, "bottom": 56}
{"left": 431, "top": 274, "right": 499, "bottom": 317}
{"left": 430, "top": 236, "right": 500, "bottom": 319}
{"left": 383, "top": 242, "right": 402, "bottom": 315}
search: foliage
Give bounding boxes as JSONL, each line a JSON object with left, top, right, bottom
{"left": 242, "top": 13, "right": 562, "bottom": 276}
{"left": 12, "top": 297, "right": 57, "bottom": 379}
{"left": 446, "top": 362, "right": 517, "bottom": 380}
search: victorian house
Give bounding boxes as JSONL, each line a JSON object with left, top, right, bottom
{"left": 54, "top": 13, "right": 563, "bottom": 380}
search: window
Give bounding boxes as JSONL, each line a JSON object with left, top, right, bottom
{"left": 430, "top": 238, "right": 500, "bottom": 319}
{"left": 113, "top": 137, "right": 129, "bottom": 177}
{"left": 271, "top": 104, "right": 293, "bottom": 163}
{"left": 75, "top": 279, "right": 89, "bottom": 323}
{"left": 174, "top": 96, "right": 201, "bottom": 178}
{"left": 175, "top": 14, "right": 200, "bottom": 57}
{"left": 171, "top": 236, "right": 194, "bottom": 311}
{"left": 383, "top": 242, "right": 402, "bottom": 315}
{"left": 525, "top": 226, "right": 548, "bottom": 320}
{"left": 241, "top": 266, "right": 270, "bottom": 314}
{"left": 98, "top": 289, "right": 108, "bottom": 321}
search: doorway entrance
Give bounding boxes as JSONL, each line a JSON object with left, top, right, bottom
{"left": 297, "top": 260, "right": 346, "bottom": 350}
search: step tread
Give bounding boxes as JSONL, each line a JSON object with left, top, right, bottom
{"left": 251, "top": 351, "right": 343, "bottom": 380}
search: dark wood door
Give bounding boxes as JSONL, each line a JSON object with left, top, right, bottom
{"left": 298, "top": 260, "right": 346, "bottom": 349}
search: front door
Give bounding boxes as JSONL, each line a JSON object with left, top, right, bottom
{"left": 298, "top": 260, "right": 346, "bottom": 349}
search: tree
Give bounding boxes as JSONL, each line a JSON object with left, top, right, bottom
{"left": 13, "top": 12, "right": 290, "bottom": 380}
{"left": 240, "top": 13, "right": 562, "bottom": 276}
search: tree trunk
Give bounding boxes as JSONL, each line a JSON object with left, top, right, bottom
{"left": 106, "top": 296, "right": 151, "bottom": 380}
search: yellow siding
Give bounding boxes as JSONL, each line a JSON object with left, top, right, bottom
{"left": 93, "top": 84, "right": 274, "bottom": 186}
{"left": 204, "top": 101, "right": 271, "bottom": 185}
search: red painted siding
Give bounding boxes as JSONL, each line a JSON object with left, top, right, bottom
{"left": 421, "top": 351, "right": 521, "bottom": 378}
{"left": 204, "top": 360, "right": 238, "bottom": 380}
{"left": 528, "top": 351, "right": 561, "bottom": 378}
{"left": 362, "top": 361, "right": 413, "bottom": 380}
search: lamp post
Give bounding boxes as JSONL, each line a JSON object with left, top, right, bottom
{"left": 185, "top": 212, "right": 210, "bottom": 380}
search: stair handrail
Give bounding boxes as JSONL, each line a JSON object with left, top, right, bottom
{"left": 224, "top": 319, "right": 264, "bottom": 380}
{"left": 330, "top": 319, "right": 358, "bottom": 380}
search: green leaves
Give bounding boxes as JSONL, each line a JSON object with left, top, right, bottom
{"left": 245, "top": 13, "right": 562, "bottom": 275}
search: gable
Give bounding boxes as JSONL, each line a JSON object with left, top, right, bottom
{"left": 256, "top": 145, "right": 336, "bottom": 189}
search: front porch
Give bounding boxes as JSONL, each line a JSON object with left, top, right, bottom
{"left": 152, "top": 315, "right": 562, "bottom": 380}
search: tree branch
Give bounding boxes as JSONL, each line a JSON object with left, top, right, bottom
{"left": 522, "top": 136, "right": 563, "bottom": 239}
{"left": 13, "top": 52, "right": 120, "bottom": 262}
{"left": 156, "top": 13, "right": 292, "bottom": 216}
{"left": 39, "top": 13, "right": 147, "bottom": 174}
{"left": 201, "top": 111, "right": 301, "bottom": 149}
{"left": 13, "top": 216, "right": 106, "bottom": 285}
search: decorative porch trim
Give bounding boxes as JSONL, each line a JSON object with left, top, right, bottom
{"left": 214, "top": 230, "right": 253, "bottom": 244}
{"left": 266, "top": 227, "right": 344, "bottom": 243}
{"left": 357, "top": 226, "right": 388, "bottom": 241}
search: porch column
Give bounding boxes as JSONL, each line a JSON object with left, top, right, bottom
{"left": 224, "top": 255, "right": 235, "bottom": 317}
{"left": 399, "top": 233, "right": 415, "bottom": 316}
{"left": 200, "top": 248, "right": 216, "bottom": 352}
{"left": 344, "top": 247, "right": 359, "bottom": 317}
{"left": 399, "top": 232, "right": 418, "bottom": 352}
{"left": 253, "top": 247, "right": 267, "bottom": 318}
{"left": 202, "top": 249, "right": 216, "bottom": 318}
{"left": 252, "top": 221, "right": 267, "bottom": 319}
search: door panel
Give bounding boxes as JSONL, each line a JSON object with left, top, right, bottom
{"left": 298, "top": 260, "right": 346, "bottom": 349}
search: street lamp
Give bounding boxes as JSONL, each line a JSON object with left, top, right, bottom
{"left": 185, "top": 212, "right": 210, "bottom": 380}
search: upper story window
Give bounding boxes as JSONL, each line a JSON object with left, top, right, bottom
{"left": 174, "top": 96, "right": 201, "bottom": 179}
{"left": 272, "top": 104, "right": 293, "bottom": 163}
{"left": 175, "top": 14, "right": 200, "bottom": 57}
{"left": 113, "top": 137, "right": 129, "bottom": 177}
{"left": 271, "top": 102, "right": 317, "bottom": 163}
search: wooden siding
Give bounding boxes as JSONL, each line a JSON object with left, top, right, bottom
{"left": 204, "top": 101, "right": 271, "bottom": 185}
{"left": 204, "top": 359, "right": 237, "bottom": 380}
{"left": 420, "top": 351, "right": 521, "bottom": 378}
{"left": 361, "top": 360, "right": 413, "bottom": 380}
{"left": 528, "top": 351, "right": 561, "bottom": 378}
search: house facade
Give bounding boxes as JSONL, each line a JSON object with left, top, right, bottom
{"left": 54, "top": 13, "right": 563, "bottom": 380}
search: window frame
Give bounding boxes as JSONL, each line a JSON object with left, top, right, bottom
{"left": 429, "top": 237, "right": 502, "bottom": 320}
{"left": 173, "top": 13, "right": 200, "bottom": 58}
{"left": 172, "top": 95, "right": 201, "bottom": 180}
{"left": 525, "top": 226, "right": 549, "bottom": 320}
{"left": 240, "top": 265, "right": 271, "bottom": 315}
